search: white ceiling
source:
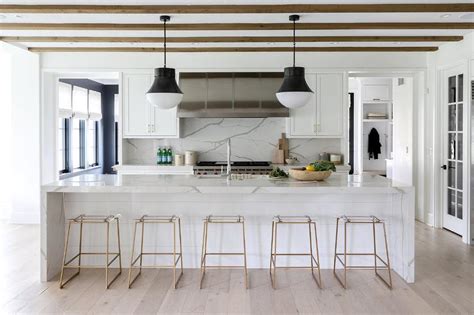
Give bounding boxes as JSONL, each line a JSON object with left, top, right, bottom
{"left": 0, "top": 1, "right": 472, "bottom": 52}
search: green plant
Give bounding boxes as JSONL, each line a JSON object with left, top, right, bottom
{"left": 310, "top": 160, "right": 336, "bottom": 172}
{"left": 270, "top": 167, "right": 289, "bottom": 178}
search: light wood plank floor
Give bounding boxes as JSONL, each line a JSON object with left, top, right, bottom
{"left": 0, "top": 222, "right": 473, "bottom": 314}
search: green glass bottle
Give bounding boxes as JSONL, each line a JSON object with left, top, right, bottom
{"left": 157, "top": 147, "right": 162, "bottom": 165}
{"left": 167, "top": 147, "right": 173, "bottom": 164}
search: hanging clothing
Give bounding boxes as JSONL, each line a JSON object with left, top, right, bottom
{"left": 368, "top": 128, "right": 382, "bottom": 160}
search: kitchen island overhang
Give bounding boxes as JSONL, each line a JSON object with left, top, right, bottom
{"left": 41, "top": 174, "right": 414, "bottom": 283}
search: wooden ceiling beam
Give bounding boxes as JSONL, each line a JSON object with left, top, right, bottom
{"left": 27, "top": 46, "right": 439, "bottom": 53}
{"left": 0, "top": 22, "right": 472, "bottom": 31}
{"left": 2, "top": 35, "right": 463, "bottom": 43}
{"left": 1, "top": 4, "right": 473, "bottom": 14}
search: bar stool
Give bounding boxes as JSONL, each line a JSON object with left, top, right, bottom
{"left": 200, "top": 215, "right": 248, "bottom": 289}
{"left": 270, "top": 215, "right": 322, "bottom": 289}
{"left": 128, "top": 215, "right": 183, "bottom": 289}
{"left": 333, "top": 215, "right": 392, "bottom": 289}
{"left": 59, "top": 214, "right": 122, "bottom": 289}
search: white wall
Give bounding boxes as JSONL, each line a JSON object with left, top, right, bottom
{"left": 0, "top": 48, "right": 12, "bottom": 220}
{"left": 348, "top": 78, "right": 361, "bottom": 174}
{"left": 392, "top": 78, "right": 414, "bottom": 186}
{"left": 1, "top": 43, "right": 41, "bottom": 224}
{"left": 40, "top": 51, "right": 428, "bottom": 72}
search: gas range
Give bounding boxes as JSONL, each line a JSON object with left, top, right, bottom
{"left": 193, "top": 161, "right": 272, "bottom": 175}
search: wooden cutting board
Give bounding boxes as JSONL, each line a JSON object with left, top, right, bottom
{"left": 272, "top": 149, "right": 285, "bottom": 164}
{"left": 278, "top": 133, "right": 289, "bottom": 161}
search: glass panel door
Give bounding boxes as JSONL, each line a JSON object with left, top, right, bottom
{"left": 442, "top": 67, "right": 465, "bottom": 236}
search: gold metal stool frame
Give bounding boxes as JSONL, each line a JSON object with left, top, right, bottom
{"left": 270, "top": 215, "right": 322, "bottom": 289}
{"left": 128, "top": 215, "right": 184, "bottom": 289}
{"left": 59, "top": 214, "right": 122, "bottom": 289}
{"left": 333, "top": 215, "right": 393, "bottom": 289}
{"left": 200, "top": 215, "right": 248, "bottom": 289}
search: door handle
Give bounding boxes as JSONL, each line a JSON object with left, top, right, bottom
{"left": 441, "top": 164, "right": 447, "bottom": 170}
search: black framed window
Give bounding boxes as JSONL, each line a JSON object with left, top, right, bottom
{"left": 88, "top": 120, "right": 99, "bottom": 167}
{"left": 58, "top": 118, "right": 70, "bottom": 174}
{"left": 114, "top": 121, "right": 119, "bottom": 165}
{"left": 72, "top": 118, "right": 86, "bottom": 169}
{"left": 58, "top": 81, "right": 103, "bottom": 177}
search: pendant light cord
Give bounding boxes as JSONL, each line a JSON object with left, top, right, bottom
{"left": 292, "top": 18, "right": 296, "bottom": 67}
{"left": 163, "top": 18, "right": 167, "bottom": 68}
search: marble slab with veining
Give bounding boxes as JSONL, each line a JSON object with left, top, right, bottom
{"left": 41, "top": 174, "right": 415, "bottom": 285}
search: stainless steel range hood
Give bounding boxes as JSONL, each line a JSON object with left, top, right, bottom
{"left": 178, "top": 72, "right": 289, "bottom": 118}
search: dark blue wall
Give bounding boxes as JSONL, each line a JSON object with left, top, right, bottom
{"left": 102, "top": 85, "right": 119, "bottom": 174}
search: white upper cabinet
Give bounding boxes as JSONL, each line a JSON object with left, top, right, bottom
{"left": 287, "top": 72, "right": 345, "bottom": 138}
{"left": 122, "top": 73, "right": 179, "bottom": 138}
{"left": 316, "top": 73, "right": 344, "bottom": 136}
{"left": 287, "top": 74, "right": 317, "bottom": 136}
{"left": 150, "top": 104, "right": 178, "bottom": 137}
{"left": 361, "top": 81, "right": 392, "bottom": 102}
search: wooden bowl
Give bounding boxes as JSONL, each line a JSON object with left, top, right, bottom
{"left": 289, "top": 168, "right": 332, "bottom": 181}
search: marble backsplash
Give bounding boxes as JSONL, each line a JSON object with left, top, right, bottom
{"left": 123, "top": 118, "right": 342, "bottom": 164}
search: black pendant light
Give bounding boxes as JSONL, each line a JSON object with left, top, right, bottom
{"left": 146, "top": 15, "right": 183, "bottom": 109}
{"left": 276, "top": 14, "right": 314, "bottom": 109}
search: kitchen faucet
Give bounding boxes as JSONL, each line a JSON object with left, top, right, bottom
{"left": 226, "top": 138, "right": 232, "bottom": 177}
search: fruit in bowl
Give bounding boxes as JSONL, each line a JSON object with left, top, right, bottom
{"left": 290, "top": 160, "right": 336, "bottom": 181}
{"left": 306, "top": 160, "right": 336, "bottom": 172}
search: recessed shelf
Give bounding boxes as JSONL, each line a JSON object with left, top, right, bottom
{"left": 363, "top": 119, "right": 392, "bottom": 122}
{"left": 362, "top": 100, "right": 392, "bottom": 104}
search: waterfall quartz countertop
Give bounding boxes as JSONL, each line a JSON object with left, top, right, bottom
{"left": 42, "top": 173, "right": 409, "bottom": 194}
{"left": 41, "top": 173, "right": 415, "bottom": 283}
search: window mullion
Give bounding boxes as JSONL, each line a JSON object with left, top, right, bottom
{"left": 65, "top": 118, "right": 70, "bottom": 173}
{"left": 80, "top": 120, "right": 86, "bottom": 169}
{"left": 95, "top": 121, "right": 99, "bottom": 166}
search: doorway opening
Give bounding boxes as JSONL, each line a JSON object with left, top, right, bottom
{"left": 348, "top": 75, "right": 414, "bottom": 186}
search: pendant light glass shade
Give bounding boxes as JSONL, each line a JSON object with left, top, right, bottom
{"left": 276, "top": 66, "right": 313, "bottom": 109}
{"left": 276, "top": 15, "right": 313, "bottom": 109}
{"left": 146, "top": 68, "right": 183, "bottom": 109}
{"left": 146, "top": 15, "right": 183, "bottom": 109}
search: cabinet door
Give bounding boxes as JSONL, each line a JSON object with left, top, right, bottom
{"left": 316, "top": 73, "right": 344, "bottom": 137}
{"left": 287, "top": 74, "right": 317, "bottom": 137}
{"left": 150, "top": 105, "right": 178, "bottom": 137}
{"left": 149, "top": 72, "right": 179, "bottom": 138}
{"left": 123, "top": 73, "right": 179, "bottom": 138}
{"left": 362, "top": 85, "right": 391, "bottom": 101}
{"left": 123, "top": 74, "right": 151, "bottom": 137}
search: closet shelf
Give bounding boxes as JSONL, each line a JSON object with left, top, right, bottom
{"left": 362, "top": 119, "right": 392, "bottom": 122}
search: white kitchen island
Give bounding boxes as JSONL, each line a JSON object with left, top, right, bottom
{"left": 41, "top": 173, "right": 414, "bottom": 283}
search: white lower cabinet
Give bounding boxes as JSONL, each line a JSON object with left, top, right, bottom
{"left": 122, "top": 73, "right": 179, "bottom": 138}
{"left": 287, "top": 72, "right": 345, "bottom": 138}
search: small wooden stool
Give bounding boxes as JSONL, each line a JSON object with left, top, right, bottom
{"left": 200, "top": 215, "right": 248, "bottom": 289}
{"left": 333, "top": 215, "right": 392, "bottom": 289}
{"left": 59, "top": 214, "right": 122, "bottom": 289}
{"left": 128, "top": 215, "right": 183, "bottom": 289}
{"left": 270, "top": 215, "right": 322, "bottom": 289}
